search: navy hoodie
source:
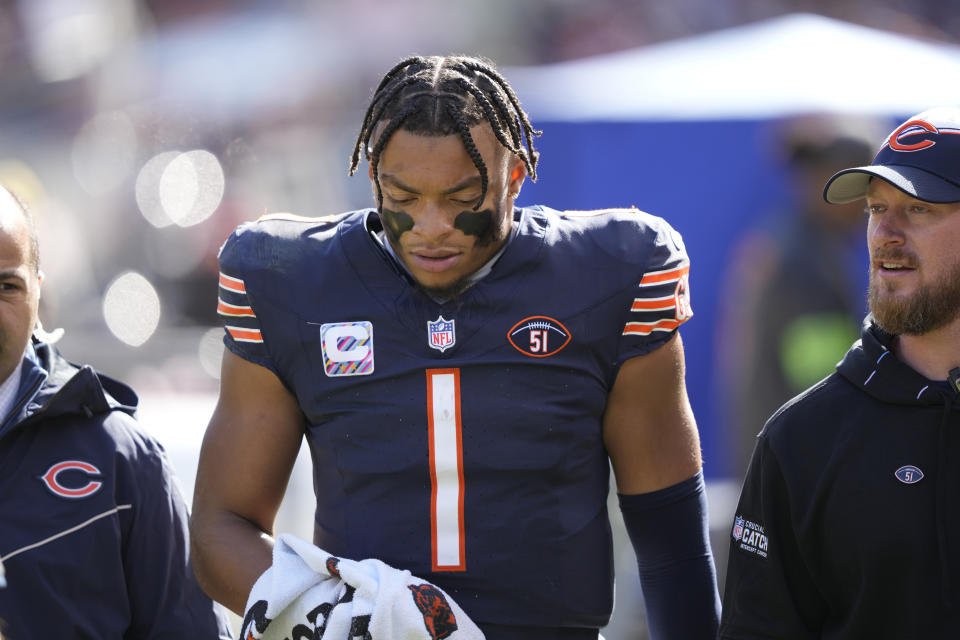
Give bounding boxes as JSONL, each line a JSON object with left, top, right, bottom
{"left": 721, "top": 318, "right": 960, "bottom": 638}
{"left": 0, "top": 338, "right": 232, "bottom": 639}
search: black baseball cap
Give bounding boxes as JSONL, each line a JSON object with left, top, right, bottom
{"left": 823, "top": 107, "right": 960, "bottom": 204}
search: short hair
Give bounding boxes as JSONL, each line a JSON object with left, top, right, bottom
{"left": 349, "top": 55, "right": 541, "bottom": 211}
{"left": 0, "top": 187, "right": 39, "bottom": 276}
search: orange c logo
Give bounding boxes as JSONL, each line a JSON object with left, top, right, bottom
{"left": 888, "top": 119, "right": 938, "bottom": 151}
{"left": 41, "top": 460, "right": 103, "bottom": 499}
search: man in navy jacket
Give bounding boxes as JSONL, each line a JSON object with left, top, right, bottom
{"left": 0, "top": 185, "right": 233, "bottom": 638}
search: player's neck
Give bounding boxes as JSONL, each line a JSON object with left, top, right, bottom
{"left": 893, "top": 315, "right": 960, "bottom": 382}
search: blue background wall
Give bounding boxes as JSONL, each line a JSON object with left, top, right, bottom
{"left": 519, "top": 119, "right": 833, "bottom": 478}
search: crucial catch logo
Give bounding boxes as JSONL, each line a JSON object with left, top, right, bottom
{"left": 732, "top": 515, "right": 769, "bottom": 558}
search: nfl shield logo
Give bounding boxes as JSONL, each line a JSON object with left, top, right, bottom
{"left": 428, "top": 315, "right": 456, "bottom": 352}
{"left": 732, "top": 516, "right": 745, "bottom": 541}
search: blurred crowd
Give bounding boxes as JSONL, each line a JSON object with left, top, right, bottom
{"left": 0, "top": 0, "right": 958, "bottom": 405}
{"left": 524, "top": 0, "right": 958, "bottom": 62}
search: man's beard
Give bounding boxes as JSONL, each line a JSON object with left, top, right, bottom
{"left": 869, "top": 254, "right": 960, "bottom": 335}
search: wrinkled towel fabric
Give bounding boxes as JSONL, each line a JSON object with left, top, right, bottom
{"left": 241, "top": 533, "right": 485, "bottom": 640}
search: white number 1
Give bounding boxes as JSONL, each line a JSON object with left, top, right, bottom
{"left": 426, "top": 368, "right": 466, "bottom": 571}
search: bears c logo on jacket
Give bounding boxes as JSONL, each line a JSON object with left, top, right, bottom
{"left": 41, "top": 460, "right": 103, "bottom": 499}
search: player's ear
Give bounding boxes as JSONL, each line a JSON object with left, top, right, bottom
{"left": 508, "top": 157, "right": 526, "bottom": 197}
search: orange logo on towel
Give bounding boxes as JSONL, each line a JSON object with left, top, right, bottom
{"left": 408, "top": 584, "right": 458, "bottom": 639}
{"left": 326, "top": 556, "right": 342, "bottom": 578}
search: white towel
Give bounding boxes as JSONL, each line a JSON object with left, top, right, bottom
{"left": 241, "top": 533, "right": 485, "bottom": 640}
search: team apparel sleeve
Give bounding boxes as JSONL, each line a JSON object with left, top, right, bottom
{"left": 217, "top": 225, "right": 275, "bottom": 373}
{"left": 116, "top": 416, "right": 234, "bottom": 638}
{"left": 618, "top": 472, "right": 720, "bottom": 639}
{"left": 720, "top": 436, "right": 826, "bottom": 638}
{"left": 615, "top": 215, "right": 693, "bottom": 364}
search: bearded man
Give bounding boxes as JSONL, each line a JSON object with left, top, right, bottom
{"left": 720, "top": 106, "right": 960, "bottom": 639}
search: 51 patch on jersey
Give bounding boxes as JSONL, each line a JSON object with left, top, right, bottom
{"left": 507, "top": 316, "right": 571, "bottom": 358}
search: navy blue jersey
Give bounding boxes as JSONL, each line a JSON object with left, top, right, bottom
{"left": 217, "top": 205, "right": 692, "bottom": 628}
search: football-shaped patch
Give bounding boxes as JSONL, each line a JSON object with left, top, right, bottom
{"left": 507, "top": 316, "right": 571, "bottom": 357}
{"left": 894, "top": 465, "right": 924, "bottom": 484}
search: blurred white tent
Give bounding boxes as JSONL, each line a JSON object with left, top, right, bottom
{"left": 507, "top": 13, "right": 960, "bottom": 121}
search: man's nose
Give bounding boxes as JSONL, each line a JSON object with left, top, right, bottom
{"left": 414, "top": 201, "right": 455, "bottom": 238}
{"left": 870, "top": 209, "right": 907, "bottom": 247}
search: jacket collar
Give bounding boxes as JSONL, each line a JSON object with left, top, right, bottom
{"left": 0, "top": 338, "right": 138, "bottom": 440}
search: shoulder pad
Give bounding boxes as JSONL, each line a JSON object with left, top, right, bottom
{"left": 257, "top": 212, "right": 347, "bottom": 224}
{"left": 560, "top": 207, "right": 640, "bottom": 218}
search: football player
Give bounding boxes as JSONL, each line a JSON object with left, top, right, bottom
{"left": 192, "top": 55, "right": 720, "bottom": 639}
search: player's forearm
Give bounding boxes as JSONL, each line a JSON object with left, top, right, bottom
{"left": 190, "top": 509, "right": 275, "bottom": 615}
{"left": 619, "top": 472, "right": 721, "bottom": 639}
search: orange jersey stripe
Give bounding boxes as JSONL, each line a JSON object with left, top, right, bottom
{"left": 226, "top": 326, "right": 263, "bottom": 343}
{"left": 631, "top": 297, "right": 676, "bottom": 312}
{"left": 622, "top": 318, "right": 683, "bottom": 336}
{"left": 639, "top": 264, "right": 689, "bottom": 286}
{"left": 219, "top": 273, "right": 246, "bottom": 293}
{"left": 217, "top": 299, "right": 256, "bottom": 317}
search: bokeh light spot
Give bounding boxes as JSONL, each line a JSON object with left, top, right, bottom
{"left": 135, "top": 151, "right": 180, "bottom": 228}
{"left": 28, "top": 12, "right": 113, "bottom": 83}
{"left": 102, "top": 271, "right": 161, "bottom": 347}
{"left": 159, "top": 150, "right": 225, "bottom": 227}
{"left": 72, "top": 110, "right": 137, "bottom": 195}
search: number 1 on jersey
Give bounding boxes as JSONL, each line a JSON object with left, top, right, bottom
{"left": 426, "top": 368, "right": 466, "bottom": 571}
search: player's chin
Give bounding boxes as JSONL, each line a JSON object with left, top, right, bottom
{"left": 410, "top": 261, "right": 462, "bottom": 287}
{"left": 415, "top": 273, "right": 471, "bottom": 301}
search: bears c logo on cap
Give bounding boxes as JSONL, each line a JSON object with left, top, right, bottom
{"left": 41, "top": 460, "right": 103, "bottom": 499}
{"left": 888, "top": 119, "right": 938, "bottom": 152}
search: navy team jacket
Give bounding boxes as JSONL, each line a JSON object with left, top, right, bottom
{"left": 0, "top": 338, "right": 232, "bottom": 639}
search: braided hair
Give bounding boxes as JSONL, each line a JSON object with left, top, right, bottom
{"left": 349, "top": 55, "right": 541, "bottom": 211}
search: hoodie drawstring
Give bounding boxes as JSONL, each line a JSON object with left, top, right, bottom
{"left": 936, "top": 396, "right": 956, "bottom": 609}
